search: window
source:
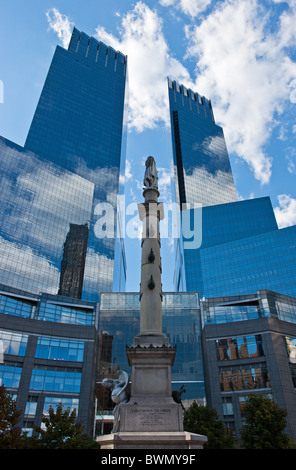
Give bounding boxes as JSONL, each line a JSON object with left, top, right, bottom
{"left": 38, "top": 302, "right": 94, "bottom": 326}
{"left": 0, "top": 330, "right": 28, "bottom": 356}
{"left": 25, "top": 396, "right": 38, "bottom": 416}
{"left": 284, "top": 336, "right": 296, "bottom": 362}
{"left": 219, "top": 364, "right": 270, "bottom": 392}
{"left": 289, "top": 364, "right": 296, "bottom": 387}
{"left": 35, "top": 337, "right": 84, "bottom": 362}
{"left": 222, "top": 396, "right": 233, "bottom": 416}
{"left": 216, "top": 335, "right": 264, "bottom": 361}
{"left": 0, "top": 363, "right": 22, "bottom": 388}
{"left": 29, "top": 368, "right": 81, "bottom": 393}
{"left": 224, "top": 421, "right": 236, "bottom": 437}
{"left": 43, "top": 396, "right": 79, "bottom": 415}
{"left": 0, "top": 294, "right": 34, "bottom": 318}
{"left": 22, "top": 421, "right": 34, "bottom": 437}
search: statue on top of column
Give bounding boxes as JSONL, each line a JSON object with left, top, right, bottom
{"left": 143, "top": 156, "right": 158, "bottom": 190}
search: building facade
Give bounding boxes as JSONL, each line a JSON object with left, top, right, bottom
{"left": 180, "top": 196, "right": 296, "bottom": 299}
{"left": 0, "top": 283, "right": 98, "bottom": 436}
{"left": 202, "top": 290, "right": 296, "bottom": 440}
{"left": 0, "top": 28, "right": 128, "bottom": 302}
{"left": 168, "top": 78, "right": 237, "bottom": 208}
{"left": 0, "top": 287, "right": 205, "bottom": 437}
{"left": 95, "top": 292, "right": 205, "bottom": 435}
{"left": 2, "top": 280, "right": 296, "bottom": 441}
{"left": 168, "top": 80, "right": 296, "bottom": 300}
{"left": 94, "top": 289, "right": 296, "bottom": 441}
{"left": 0, "top": 137, "right": 94, "bottom": 297}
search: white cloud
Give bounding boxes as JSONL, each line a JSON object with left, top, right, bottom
{"left": 274, "top": 194, "right": 296, "bottom": 228}
{"left": 83, "top": 249, "right": 114, "bottom": 292}
{"left": 95, "top": 1, "right": 191, "bottom": 132}
{"left": 289, "top": 78, "right": 296, "bottom": 103}
{"left": 159, "top": 0, "right": 213, "bottom": 17}
{"left": 0, "top": 142, "right": 94, "bottom": 257}
{"left": 125, "top": 160, "right": 133, "bottom": 182}
{"left": 46, "top": 8, "right": 74, "bottom": 48}
{"left": 183, "top": 166, "right": 237, "bottom": 207}
{"left": 286, "top": 155, "right": 296, "bottom": 174}
{"left": 0, "top": 236, "right": 60, "bottom": 294}
{"left": 45, "top": 2, "right": 296, "bottom": 187}
{"left": 184, "top": 0, "right": 296, "bottom": 184}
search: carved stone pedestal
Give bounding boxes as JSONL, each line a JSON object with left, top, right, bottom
{"left": 96, "top": 344, "right": 208, "bottom": 449}
{"left": 118, "top": 345, "right": 182, "bottom": 431}
{"left": 97, "top": 431, "right": 207, "bottom": 449}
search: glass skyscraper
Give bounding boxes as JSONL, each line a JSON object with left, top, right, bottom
{"left": 175, "top": 188, "right": 296, "bottom": 299}
{"left": 0, "top": 27, "right": 129, "bottom": 437}
{"left": 0, "top": 28, "right": 128, "bottom": 301}
{"left": 0, "top": 137, "right": 94, "bottom": 296}
{"left": 168, "top": 78, "right": 237, "bottom": 208}
{"left": 168, "top": 80, "right": 296, "bottom": 300}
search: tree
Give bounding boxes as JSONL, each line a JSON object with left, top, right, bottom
{"left": 183, "top": 401, "right": 236, "bottom": 449}
{"left": 240, "top": 394, "right": 295, "bottom": 449}
{"left": 35, "top": 403, "right": 99, "bottom": 449}
{"left": 0, "top": 384, "right": 23, "bottom": 448}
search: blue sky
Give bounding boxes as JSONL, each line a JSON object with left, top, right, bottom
{"left": 1, "top": 0, "right": 296, "bottom": 292}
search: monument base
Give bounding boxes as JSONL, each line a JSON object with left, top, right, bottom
{"left": 97, "top": 431, "right": 207, "bottom": 449}
{"left": 120, "top": 402, "right": 183, "bottom": 432}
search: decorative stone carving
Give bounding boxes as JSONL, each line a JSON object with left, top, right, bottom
{"left": 148, "top": 248, "right": 155, "bottom": 263}
{"left": 102, "top": 370, "right": 129, "bottom": 433}
{"left": 148, "top": 275, "right": 155, "bottom": 290}
{"left": 144, "top": 156, "right": 158, "bottom": 190}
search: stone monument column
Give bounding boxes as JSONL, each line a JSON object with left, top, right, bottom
{"left": 97, "top": 157, "right": 207, "bottom": 449}
{"left": 133, "top": 157, "right": 168, "bottom": 347}
{"left": 119, "top": 156, "right": 182, "bottom": 430}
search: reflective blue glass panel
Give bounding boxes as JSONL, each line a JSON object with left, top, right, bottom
{"left": 25, "top": 399, "right": 38, "bottom": 416}
{"left": 177, "top": 197, "right": 296, "bottom": 300}
{"left": 0, "top": 292, "right": 34, "bottom": 318}
{"left": 29, "top": 368, "right": 81, "bottom": 393}
{"left": 43, "top": 396, "right": 79, "bottom": 415}
{"left": 98, "top": 292, "right": 205, "bottom": 403}
{"left": 168, "top": 79, "right": 237, "bottom": 208}
{"left": 0, "top": 364, "right": 22, "bottom": 388}
{"left": 216, "top": 335, "right": 264, "bottom": 361}
{"left": 0, "top": 329, "right": 28, "bottom": 356}
{"left": 199, "top": 224, "right": 296, "bottom": 299}
{"left": 38, "top": 301, "right": 94, "bottom": 325}
{"left": 24, "top": 29, "right": 128, "bottom": 299}
{"left": 35, "top": 336, "right": 85, "bottom": 362}
{"left": 203, "top": 290, "right": 296, "bottom": 326}
{"left": 0, "top": 137, "right": 94, "bottom": 297}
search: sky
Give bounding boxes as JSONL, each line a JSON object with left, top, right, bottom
{"left": 1, "top": 0, "right": 296, "bottom": 292}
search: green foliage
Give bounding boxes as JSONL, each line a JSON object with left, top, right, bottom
{"left": 183, "top": 401, "right": 237, "bottom": 449}
{"left": 35, "top": 403, "right": 99, "bottom": 449}
{"left": 240, "top": 394, "right": 295, "bottom": 449}
{"left": 0, "top": 384, "right": 23, "bottom": 448}
{"left": 0, "top": 385, "right": 99, "bottom": 449}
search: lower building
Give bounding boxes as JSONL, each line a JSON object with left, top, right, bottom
{"left": 2, "top": 281, "right": 296, "bottom": 443}
{"left": 95, "top": 289, "right": 296, "bottom": 441}
{"left": 95, "top": 292, "right": 205, "bottom": 436}
{"left": 0, "top": 283, "right": 98, "bottom": 436}
{"left": 202, "top": 289, "right": 296, "bottom": 440}
{"left": 176, "top": 197, "right": 296, "bottom": 299}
